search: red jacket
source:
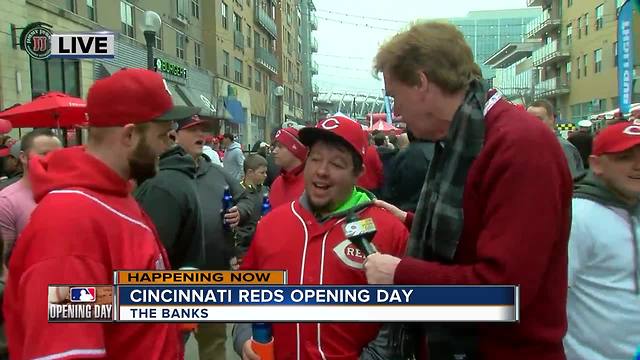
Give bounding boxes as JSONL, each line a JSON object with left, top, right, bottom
{"left": 357, "top": 145, "right": 383, "bottom": 190}
{"left": 269, "top": 164, "right": 305, "bottom": 209}
{"left": 4, "top": 147, "right": 182, "bottom": 360}
{"left": 241, "top": 194, "right": 408, "bottom": 359}
{"left": 396, "top": 100, "right": 572, "bottom": 360}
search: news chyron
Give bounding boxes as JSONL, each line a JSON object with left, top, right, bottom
{"left": 48, "top": 285, "right": 114, "bottom": 322}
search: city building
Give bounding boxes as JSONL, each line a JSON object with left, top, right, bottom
{"left": 525, "top": 0, "right": 640, "bottom": 121}
{"left": 299, "top": 0, "right": 317, "bottom": 124}
{"left": 0, "top": 0, "right": 317, "bottom": 146}
{"left": 484, "top": 41, "right": 541, "bottom": 104}
{"left": 450, "top": 8, "right": 541, "bottom": 81}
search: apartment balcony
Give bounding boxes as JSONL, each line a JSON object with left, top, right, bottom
{"left": 310, "top": 13, "right": 318, "bottom": 30}
{"left": 234, "top": 31, "right": 245, "bottom": 49}
{"left": 525, "top": 9, "right": 561, "bottom": 39}
{"left": 535, "top": 77, "right": 570, "bottom": 98}
{"left": 255, "top": 46, "right": 279, "bottom": 74}
{"left": 255, "top": 6, "right": 277, "bottom": 38}
{"left": 532, "top": 40, "right": 570, "bottom": 67}
{"left": 311, "top": 37, "right": 318, "bottom": 53}
{"left": 527, "top": 0, "right": 543, "bottom": 6}
{"left": 311, "top": 61, "right": 319, "bottom": 75}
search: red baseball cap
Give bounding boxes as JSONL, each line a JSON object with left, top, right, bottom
{"left": 299, "top": 114, "right": 367, "bottom": 161}
{"left": 87, "top": 68, "right": 199, "bottom": 127}
{"left": 593, "top": 120, "right": 640, "bottom": 156}
{"left": 274, "top": 127, "right": 307, "bottom": 161}
{"left": 176, "top": 115, "right": 210, "bottom": 131}
{"left": 0, "top": 119, "right": 12, "bottom": 135}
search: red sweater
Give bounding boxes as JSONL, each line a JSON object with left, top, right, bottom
{"left": 242, "top": 199, "right": 408, "bottom": 359}
{"left": 269, "top": 164, "right": 305, "bottom": 210}
{"left": 357, "top": 145, "right": 383, "bottom": 190}
{"left": 396, "top": 100, "right": 572, "bottom": 360}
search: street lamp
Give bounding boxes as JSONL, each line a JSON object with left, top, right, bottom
{"left": 141, "top": 11, "right": 162, "bottom": 70}
{"left": 274, "top": 85, "right": 284, "bottom": 125}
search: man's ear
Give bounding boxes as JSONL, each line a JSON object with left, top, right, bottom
{"left": 19, "top": 151, "right": 28, "bottom": 167}
{"left": 121, "top": 124, "right": 136, "bottom": 148}
{"left": 589, "top": 155, "right": 603, "bottom": 176}
{"left": 417, "top": 71, "right": 430, "bottom": 94}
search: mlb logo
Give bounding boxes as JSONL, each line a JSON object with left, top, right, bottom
{"left": 69, "top": 287, "right": 96, "bottom": 303}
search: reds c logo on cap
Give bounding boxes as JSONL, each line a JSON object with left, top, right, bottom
{"left": 623, "top": 125, "right": 640, "bottom": 136}
{"left": 320, "top": 118, "right": 340, "bottom": 130}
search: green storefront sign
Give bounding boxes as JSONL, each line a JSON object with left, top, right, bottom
{"left": 154, "top": 58, "right": 187, "bottom": 79}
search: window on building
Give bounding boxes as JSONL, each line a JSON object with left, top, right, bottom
{"left": 566, "top": 23, "right": 572, "bottom": 45}
{"left": 66, "top": 0, "right": 77, "bottom": 13}
{"left": 191, "top": 0, "right": 200, "bottom": 18}
{"left": 86, "top": 0, "right": 96, "bottom": 21}
{"left": 614, "top": 41, "right": 618, "bottom": 67}
{"left": 221, "top": 1, "right": 228, "bottom": 29}
{"left": 577, "top": 17, "right": 582, "bottom": 38}
{"left": 234, "top": 58, "right": 243, "bottom": 83}
{"left": 263, "top": 73, "right": 268, "bottom": 94}
{"left": 595, "top": 4, "right": 604, "bottom": 30}
{"left": 248, "top": 65, "right": 252, "bottom": 87}
{"left": 177, "top": 0, "right": 188, "bottom": 20}
{"left": 287, "top": 31, "right": 291, "bottom": 54}
{"left": 30, "top": 58, "right": 80, "bottom": 99}
{"left": 194, "top": 42, "right": 201, "bottom": 67}
{"left": 234, "top": 13, "right": 242, "bottom": 32}
{"left": 155, "top": 26, "right": 163, "bottom": 50}
{"left": 568, "top": 0, "right": 573, "bottom": 6}
{"left": 594, "top": 48, "right": 602, "bottom": 73}
{"left": 254, "top": 31, "right": 261, "bottom": 49}
{"left": 120, "top": 1, "right": 135, "bottom": 38}
{"left": 576, "top": 57, "right": 581, "bottom": 79}
{"left": 176, "top": 32, "right": 186, "bottom": 60}
{"left": 223, "top": 51, "right": 230, "bottom": 77}
{"left": 247, "top": 25, "right": 252, "bottom": 47}
{"left": 298, "top": 36, "right": 302, "bottom": 56}
{"left": 255, "top": 68, "right": 262, "bottom": 91}
{"left": 583, "top": 54, "right": 588, "bottom": 77}
{"left": 566, "top": 61, "right": 572, "bottom": 81}
{"left": 584, "top": 13, "right": 589, "bottom": 36}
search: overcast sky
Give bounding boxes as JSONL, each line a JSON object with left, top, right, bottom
{"left": 313, "top": 0, "right": 529, "bottom": 95}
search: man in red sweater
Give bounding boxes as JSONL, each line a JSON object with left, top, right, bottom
{"left": 4, "top": 69, "right": 194, "bottom": 359}
{"left": 364, "top": 21, "right": 572, "bottom": 359}
{"left": 269, "top": 126, "right": 308, "bottom": 209}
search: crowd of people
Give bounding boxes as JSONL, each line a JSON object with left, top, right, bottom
{"left": 0, "top": 19, "right": 637, "bottom": 360}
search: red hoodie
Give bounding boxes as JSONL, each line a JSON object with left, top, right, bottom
{"left": 241, "top": 194, "right": 408, "bottom": 359}
{"left": 395, "top": 99, "right": 572, "bottom": 360}
{"left": 357, "top": 145, "right": 383, "bottom": 190}
{"left": 269, "top": 164, "right": 305, "bottom": 209}
{"left": 3, "top": 147, "right": 182, "bottom": 360}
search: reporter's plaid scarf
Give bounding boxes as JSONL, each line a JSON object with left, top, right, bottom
{"left": 407, "top": 79, "right": 491, "bottom": 262}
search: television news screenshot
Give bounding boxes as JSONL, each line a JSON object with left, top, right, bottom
{"left": 0, "top": 0, "right": 639, "bottom": 359}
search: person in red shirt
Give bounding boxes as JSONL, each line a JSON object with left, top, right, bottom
{"left": 364, "top": 22, "right": 572, "bottom": 360}
{"left": 357, "top": 134, "right": 384, "bottom": 191}
{"left": 3, "top": 69, "right": 199, "bottom": 360}
{"left": 233, "top": 115, "right": 408, "bottom": 360}
{"left": 269, "top": 126, "right": 308, "bottom": 208}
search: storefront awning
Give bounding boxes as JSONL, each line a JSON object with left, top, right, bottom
{"left": 223, "top": 97, "right": 246, "bottom": 124}
{"left": 175, "top": 86, "right": 216, "bottom": 117}
{"left": 167, "top": 83, "right": 189, "bottom": 107}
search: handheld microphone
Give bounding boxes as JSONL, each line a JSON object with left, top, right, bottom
{"left": 343, "top": 212, "right": 377, "bottom": 257}
{"left": 251, "top": 323, "right": 275, "bottom": 360}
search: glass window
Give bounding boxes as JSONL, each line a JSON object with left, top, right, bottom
{"left": 176, "top": 32, "right": 185, "bottom": 60}
{"left": 86, "top": 0, "right": 96, "bottom": 21}
{"left": 614, "top": 41, "right": 618, "bottom": 67}
{"left": 192, "top": 0, "right": 200, "bottom": 19}
{"left": 177, "top": 0, "right": 188, "bottom": 20}
{"left": 577, "top": 17, "right": 581, "bottom": 38}
{"left": 48, "top": 59, "right": 64, "bottom": 92}
{"left": 30, "top": 58, "right": 80, "bottom": 98}
{"left": 566, "top": 61, "right": 572, "bottom": 79}
{"left": 30, "top": 58, "right": 47, "bottom": 98}
{"left": 254, "top": 31, "right": 261, "bottom": 49}
{"left": 155, "top": 26, "right": 163, "bottom": 50}
{"left": 566, "top": 23, "right": 572, "bottom": 45}
{"left": 576, "top": 57, "right": 581, "bottom": 79}
{"left": 234, "top": 58, "right": 243, "bottom": 83}
{"left": 63, "top": 61, "right": 79, "bottom": 96}
{"left": 595, "top": 5, "right": 604, "bottom": 30}
{"left": 584, "top": 13, "right": 589, "bottom": 36}
{"left": 194, "top": 42, "right": 201, "bottom": 67}
{"left": 66, "top": 0, "right": 77, "bottom": 13}
{"left": 234, "top": 13, "right": 242, "bottom": 32}
{"left": 120, "top": 1, "right": 134, "bottom": 38}
{"left": 223, "top": 51, "right": 229, "bottom": 77}
{"left": 594, "top": 48, "right": 602, "bottom": 73}
{"left": 247, "top": 25, "right": 252, "bottom": 47}
{"left": 255, "top": 68, "right": 262, "bottom": 91}
{"left": 583, "top": 54, "right": 588, "bottom": 77}
{"left": 221, "top": 1, "right": 228, "bottom": 29}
